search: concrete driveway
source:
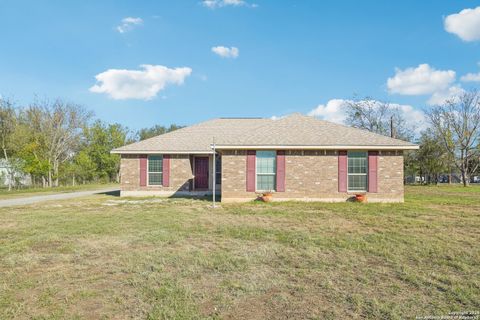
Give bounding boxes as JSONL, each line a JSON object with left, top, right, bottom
{"left": 0, "top": 188, "right": 120, "bottom": 208}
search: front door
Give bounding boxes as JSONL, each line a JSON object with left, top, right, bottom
{"left": 194, "top": 157, "right": 209, "bottom": 189}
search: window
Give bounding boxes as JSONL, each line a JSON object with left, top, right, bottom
{"left": 348, "top": 151, "right": 367, "bottom": 191}
{"left": 148, "top": 155, "right": 163, "bottom": 185}
{"left": 256, "top": 151, "right": 276, "bottom": 191}
{"left": 215, "top": 155, "right": 221, "bottom": 185}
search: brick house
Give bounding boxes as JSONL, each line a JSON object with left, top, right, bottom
{"left": 112, "top": 114, "right": 418, "bottom": 202}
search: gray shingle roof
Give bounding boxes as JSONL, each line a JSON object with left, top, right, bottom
{"left": 112, "top": 113, "right": 418, "bottom": 153}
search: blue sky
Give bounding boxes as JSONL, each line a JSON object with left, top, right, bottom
{"left": 1, "top": 0, "right": 479, "bottom": 131}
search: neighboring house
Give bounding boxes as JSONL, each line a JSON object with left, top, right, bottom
{"left": 112, "top": 114, "right": 419, "bottom": 202}
{"left": 0, "top": 159, "right": 31, "bottom": 188}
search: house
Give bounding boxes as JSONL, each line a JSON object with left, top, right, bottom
{"left": 111, "top": 113, "right": 419, "bottom": 202}
{"left": 0, "top": 159, "right": 31, "bottom": 188}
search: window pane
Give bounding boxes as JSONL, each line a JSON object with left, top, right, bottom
{"left": 256, "top": 151, "right": 276, "bottom": 174}
{"left": 348, "top": 175, "right": 367, "bottom": 191}
{"left": 348, "top": 152, "right": 367, "bottom": 174}
{"left": 149, "top": 173, "right": 163, "bottom": 185}
{"left": 148, "top": 156, "right": 163, "bottom": 173}
{"left": 257, "top": 174, "right": 275, "bottom": 191}
{"left": 215, "top": 155, "right": 221, "bottom": 185}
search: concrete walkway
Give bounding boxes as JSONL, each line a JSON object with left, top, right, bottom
{"left": 0, "top": 188, "right": 119, "bottom": 208}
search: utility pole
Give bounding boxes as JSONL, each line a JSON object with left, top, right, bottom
{"left": 390, "top": 115, "right": 396, "bottom": 139}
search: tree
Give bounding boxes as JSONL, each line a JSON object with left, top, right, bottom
{"left": 0, "top": 99, "right": 18, "bottom": 190}
{"left": 83, "top": 120, "right": 131, "bottom": 182}
{"left": 403, "top": 150, "right": 420, "bottom": 184}
{"left": 416, "top": 129, "right": 450, "bottom": 184}
{"left": 137, "top": 124, "right": 184, "bottom": 141}
{"left": 23, "top": 99, "right": 92, "bottom": 187}
{"left": 427, "top": 90, "right": 480, "bottom": 186}
{"left": 15, "top": 122, "right": 50, "bottom": 187}
{"left": 345, "top": 97, "right": 414, "bottom": 141}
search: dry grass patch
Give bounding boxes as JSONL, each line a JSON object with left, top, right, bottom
{"left": 0, "top": 185, "right": 479, "bottom": 319}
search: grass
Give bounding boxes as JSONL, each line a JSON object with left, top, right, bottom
{"left": 0, "top": 185, "right": 479, "bottom": 319}
{"left": 0, "top": 183, "right": 118, "bottom": 200}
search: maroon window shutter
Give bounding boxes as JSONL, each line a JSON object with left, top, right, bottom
{"left": 368, "top": 151, "right": 378, "bottom": 193}
{"left": 246, "top": 150, "right": 256, "bottom": 192}
{"left": 163, "top": 155, "right": 170, "bottom": 187}
{"left": 338, "top": 150, "right": 347, "bottom": 192}
{"left": 276, "top": 150, "right": 286, "bottom": 192}
{"left": 139, "top": 155, "right": 147, "bottom": 187}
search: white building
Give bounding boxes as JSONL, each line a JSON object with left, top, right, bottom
{"left": 0, "top": 159, "right": 31, "bottom": 187}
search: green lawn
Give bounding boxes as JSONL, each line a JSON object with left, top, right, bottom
{"left": 0, "top": 183, "right": 118, "bottom": 200}
{"left": 0, "top": 185, "right": 479, "bottom": 319}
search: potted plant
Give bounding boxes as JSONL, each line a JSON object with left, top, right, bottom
{"left": 261, "top": 191, "right": 273, "bottom": 202}
{"left": 355, "top": 194, "right": 367, "bottom": 203}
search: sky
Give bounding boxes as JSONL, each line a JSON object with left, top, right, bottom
{"left": 1, "top": 0, "right": 480, "bottom": 133}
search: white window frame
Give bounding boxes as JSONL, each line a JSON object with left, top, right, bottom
{"left": 347, "top": 151, "right": 368, "bottom": 192}
{"left": 147, "top": 155, "right": 163, "bottom": 186}
{"left": 255, "top": 150, "right": 276, "bottom": 192}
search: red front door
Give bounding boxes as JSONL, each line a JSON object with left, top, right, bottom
{"left": 194, "top": 157, "right": 209, "bottom": 189}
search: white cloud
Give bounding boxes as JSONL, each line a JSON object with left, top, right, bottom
{"left": 460, "top": 72, "right": 480, "bottom": 82}
{"left": 211, "top": 46, "right": 239, "bottom": 58}
{"left": 89, "top": 64, "right": 192, "bottom": 100}
{"left": 307, "top": 99, "right": 350, "bottom": 124}
{"left": 387, "top": 64, "right": 456, "bottom": 95}
{"left": 462, "top": 62, "right": 480, "bottom": 82}
{"left": 427, "top": 85, "right": 465, "bottom": 106}
{"left": 308, "top": 99, "right": 427, "bottom": 135}
{"left": 202, "top": 0, "right": 257, "bottom": 9}
{"left": 117, "top": 17, "right": 143, "bottom": 33}
{"left": 444, "top": 6, "right": 480, "bottom": 41}
{"left": 391, "top": 103, "right": 428, "bottom": 135}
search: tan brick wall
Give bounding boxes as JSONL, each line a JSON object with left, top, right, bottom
{"left": 120, "top": 154, "right": 192, "bottom": 193}
{"left": 221, "top": 150, "right": 404, "bottom": 202}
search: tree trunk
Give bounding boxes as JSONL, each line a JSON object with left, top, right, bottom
{"left": 53, "top": 160, "right": 59, "bottom": 187}
{"left": 461, "top": 168, "right": 468, "bottom": 187}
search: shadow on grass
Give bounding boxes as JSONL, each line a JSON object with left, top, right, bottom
{"left": 98, "top": 190, "right": 121, "bottom": 197}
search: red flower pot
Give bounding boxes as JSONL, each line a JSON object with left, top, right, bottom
{"left": 355, "top": 194, "right": 367, "bottom": 203}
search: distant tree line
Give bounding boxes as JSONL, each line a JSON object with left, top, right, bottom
{"left": 1, "top": 90, "right": 479, "bottom": 190}
{"left": 344, "top": 91, "right": 480, "bottom": 186}
{"left": 0, "top": 97, "right": 183, "bottom": 190}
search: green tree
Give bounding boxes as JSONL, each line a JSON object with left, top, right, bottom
{"left": 83, "top": 120, "right": 131, "bottom": 182}
{"left": 137, "top": 124, "right": 184, "bottom": 141}
{"left": 416, "top": 129, "right": 450, "bottom": 184}
{"left": 21, "top": 99, "right": 92, "bottom": 187}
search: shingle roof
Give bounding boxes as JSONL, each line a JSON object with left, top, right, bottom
{"left": 112, "top": 113, "right": 418, "bottom": 153}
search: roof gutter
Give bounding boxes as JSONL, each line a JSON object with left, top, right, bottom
{"left": 110, "top": 150, "right": 215, "bottom": 155}
{"left": 111, "top": 145, "right": 419, "bottom": 154}
{"left": 213, "top": 145, "right": 419, "bottom": 150}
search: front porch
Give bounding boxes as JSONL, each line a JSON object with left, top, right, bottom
{"left": 119, "top": 153, "right": 221, "bottom": 198}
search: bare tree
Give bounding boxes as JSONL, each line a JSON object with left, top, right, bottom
{"left": 427, "top": 90, "right": 480, "bottom": 186}
{"left": 25, "top": 99, "right": 93, "bottom": 187}
{"left": 345, "top": 96, "right": 414, "bottom": 141}
{"left": 0, "top": 99, "right": 18, "bottom": 190}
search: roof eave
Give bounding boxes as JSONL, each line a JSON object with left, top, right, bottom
{"left": 213, "top": 145, "right": 419, "bottom": 150}
{"left": 111, "top": 150, "right": 214, "bottom": 154}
